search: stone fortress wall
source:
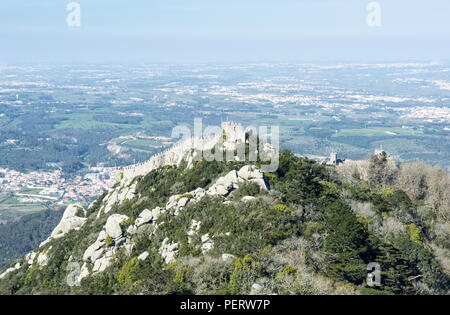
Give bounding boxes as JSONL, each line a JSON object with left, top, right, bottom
{"left": 121, "top": 122, "right": 247, "bottom": 181}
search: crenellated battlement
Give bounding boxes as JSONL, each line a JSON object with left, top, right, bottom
{"left": 120, "top": 123, "right": 243, "bottom": 181}
{"left": 118, "top": 121, "right": 276, "bottom": 181}
{"left": 221, "top": 121, "right": 246, "bottom": 144}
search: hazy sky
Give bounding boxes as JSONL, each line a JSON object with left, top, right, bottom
{"left": 0, "top": 0, "right": 449, "bottom": 63}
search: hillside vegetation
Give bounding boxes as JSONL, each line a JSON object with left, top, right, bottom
{"left": 0, "top": 149, "right": 448, "bottom": 295}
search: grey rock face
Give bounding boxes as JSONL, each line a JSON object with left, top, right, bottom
{"left": 96, "top": 230, "right": 107, "bottom": 243}
{"left": 92, "top": 256, "right": 112, "bottom": 273}
{"left": 135, "top": 209, "right": 153, "bottom": 227}
{"left": 159, "top": 238, "right": 178, "bottom": 264}
{"left": 51, "top": 217, "right": 87, "bottom": 239}
{"left": 191, "top": 188, "right": 206, "bottom": 199}
{"left": 0, "top": 262, "right": 21, "bottom": 279}
{"left": 127, "top": 207, "right": 161, "bottom": 236}
{"left": 127, "top": 225, "right": 138, "bottom": 235}
{"left": 76, "top": 263, "right": 90, "bottom": 284}
{"left": 105, "top": 214, "right": 129, "bottom": 240}
{"left": 250, "top": 283, "right": 263, "bottom": 295}
{"left": 83, "top": 240, "right": 105, "bottom": 262}
{"left": 37, "top": 250, "right": 49, "bottom": 267}
{"left": 91, "top": 247, "right": 106, "bottom": 262}
{"left": 201, "top": 233, "right": 214, "bottom": 254}
{"left": 221, "top": 253, "right": 235, "bottom": 261}
{"left": 177, "top": 197, "right": 189, "bottom": 208}
{"left": 97, "top": 181, "right": 137, "bottom": 218}
{"left": 151, "top": 207, "right": 163, "bottom": 220}
{"left": 138, "top": 251, "right": 149, "bottom": 261}
{"left": 40, "top": 204, "right": 87, "bottom": 247}
{"left": 187, "top": 220, "right": 201, "bottom": 243}
{"left": 242, "top": 196, "right": 256, "bottom": 202}
{"left": 62, "top": 204, "right": 85, "bottom": 220}
{"left": 25, "top": 252, "right": 36, "bottom": 265}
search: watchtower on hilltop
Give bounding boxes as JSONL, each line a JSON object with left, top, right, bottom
{"left": 221, "top": 122, "right": 246, "bottom": 143}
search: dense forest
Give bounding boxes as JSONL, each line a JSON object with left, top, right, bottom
{"left": 0, "top": 209, "right": 63, "bottom": 268}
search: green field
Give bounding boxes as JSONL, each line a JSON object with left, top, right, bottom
{"left": 332, "top": 127, "right": 420, "bottom": 138}
{"left": 54, "top": 113, "right": 138, "bottom": 130}
{"left": 0, "top": 202, "right": 48, "bottom": 213}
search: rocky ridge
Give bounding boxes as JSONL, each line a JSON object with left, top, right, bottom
{"left": 2, "top": 122, "right": 274, "bottom": 285}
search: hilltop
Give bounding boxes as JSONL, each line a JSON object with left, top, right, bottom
{"left": 0, "top": 123, "right": 448, "bottom": 295}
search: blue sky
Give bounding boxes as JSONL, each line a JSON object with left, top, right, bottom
{"left": 0, "top": 0, "right": 449, "bottom": 63}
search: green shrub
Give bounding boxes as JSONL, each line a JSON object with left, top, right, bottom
{"left": 271, "top": 204, "right": 289, "bottom": 212}
{"left": 75, "top": 207, "right": 85, "bottom": 218}
{"left": 360, "top": 287, "right": 395, "bottom": 295}
{"left": 407, "top": 223, "right": 422, "bottom": 244}
{"left": 229, "top": 255, "right": 261, "bottom": 294}
{"left": 117, "top": 257, "right": 139, "bottom": 287}
{"left": 104, "top": 236, "right": 113, "bottom": 248}
{"left": 281, "top": 265, "right": 297, "bottom": 276}
{"left": 121, "top": 217, "right": 135, "bottom": 229}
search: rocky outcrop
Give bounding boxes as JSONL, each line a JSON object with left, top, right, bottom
{"left": 20, "top": 248, "right": 50, "bottom": 269}
{"left": 127, "top": 207, "right": 163, "bottom": 236}
{"left": 105, "top": 214, "right": 129, "bottom": 240}
{"left": 205, "top": 166, "right": 268, "bottom": 197}
{"left": 221, "top": 253, "right": 235, "bottom": 261}
{"left": 37, "top": 248, "right": 50, "bottom": 267}
{"left": 0, "top": 122, "right": 277, "bottom": 284}
{"left": 83, "top": 231, "right": 107, "bottom": 263}
{"left": 207, "top": 170, "right": 240, "bottom": 196}
{"left": 80, "top": 213, "right": 132, "bottom": 280}
{"left": 159, "top": 238, "right": 178, "bottom": 264}
{"left": 138, "top": 251, "right": 149, "bottom": 261}
{"left": 97, "top": 182, "right": 137, "bottom": 218}
{"left": 40, "top": 204, "right": 87, "bottom": 247}
{"left": 135, "top": 209, "right": 152, "bottom": 226}
{"left": 0, "top": 263, "right": 21, "bottom": 279}
{"left": 164, "top": 165, "right": 268, "bottom": 217}
{"left": 92, "top": 255, "right": 113, "bottom": 273}
{"left": 166, "top": 194, "right": 191, "bottom": 215}
{"left": 25, "top": 252, "right": 36, "bottom": 266}
{"left": 201, "top": 233, "right": 214, "bottom": 254}
{"left": 3, "top": 163, "right": 270, "bottom": 282}
{"left": 76, "top": 263, "right": 90, "bottom": 285}
{"left": 250, "top": 283, "right": 264, "bottom": 295}
{"left": 237, "top": 165, "right": 268, "bottom": 190}
{"left": 187, "top": 220, "right": 201, "bottom": 243}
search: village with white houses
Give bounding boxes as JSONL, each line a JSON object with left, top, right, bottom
{"left": 0, "top": 166, "right": 122, "bottom": 204}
